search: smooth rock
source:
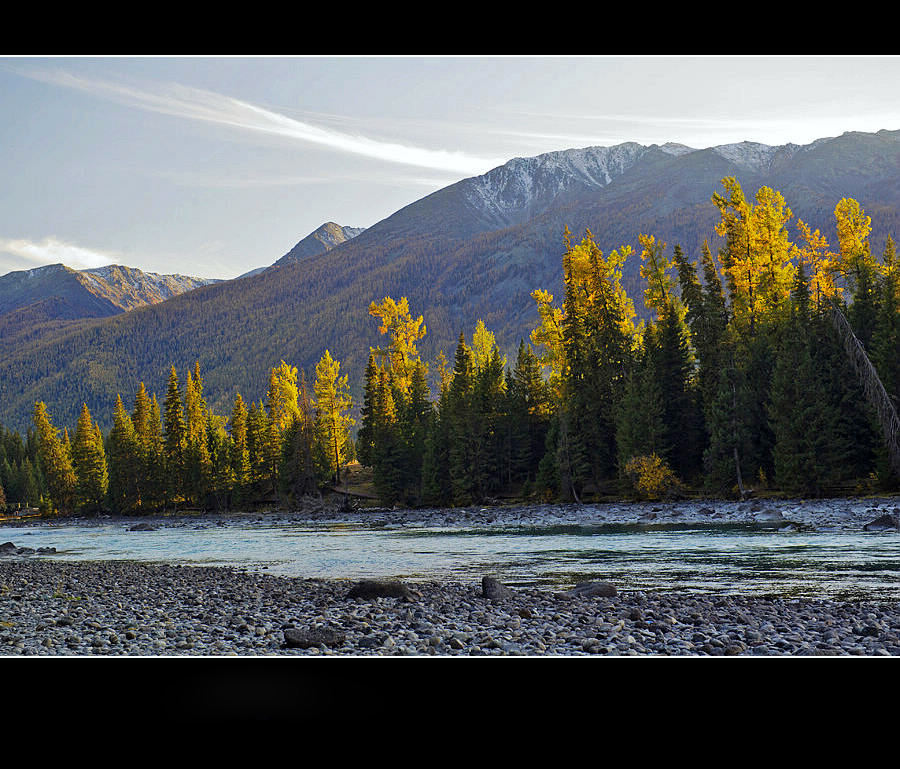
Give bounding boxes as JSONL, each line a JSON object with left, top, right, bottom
{"left": 563, "top": 581, "right": 617, "bottom": 598}
{"left": 482, "top": 576, "right": 515, "bottom": 600}
{"left": 283, "top": 627, "right": 346, "bottom": 649}
{"left": 863, "top": 513, "right": 900, "bottom": 531}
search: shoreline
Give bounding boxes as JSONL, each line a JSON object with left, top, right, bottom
{"left": 3, "top": 493, "right": 900, "bottom": 533}
{"left": 2, "top": 558, "right": 899, "bottom": 656}
{"left": 3, "top": 496, "right": 899, "bottom": 657}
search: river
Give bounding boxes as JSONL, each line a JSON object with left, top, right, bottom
{"left": 4, "top": 497, "right": 900, "bottom": 600}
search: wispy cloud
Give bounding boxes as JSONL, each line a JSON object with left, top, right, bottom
{"left": 149, "top": 169, "right": 458, "bottom": 189}
{"left": 20, "top": 68, "right": 506, "bottom": 176}
{"left": 0, "top": 237, "right": 120, "bottom": 270}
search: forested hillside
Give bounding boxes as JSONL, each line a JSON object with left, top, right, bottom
{"left": 3, "top": 176, "right": 898, "bottom": 516}
{"left": 3, "top": 131, "right": 900, "bottom": 434}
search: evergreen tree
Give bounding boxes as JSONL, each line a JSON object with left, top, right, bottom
{"left": 230, "top": 393, "right": 252, "bottom": 506}
{"left": 106, "top": 395, "right": 142, "bottom": 513}
{"left": 163, "top": 365, "right": 187, "bottom": 508}
{"left": 32, "top": 401, "right": 76, "bottom": 515}
{"left": 279, "top": 372, "right": 319, "bottom": 501}
{"left": 397, "top": 359, "right": 432, "bottom": 504}
{"left": 870, "top": 236, "right": 900, "bottom": 487}
{"left": 445, "top": 332, "right": 477, "bottom": 504}
{"left": 72, "top": 403, "right": 108, "bottom": 514}
{"left": 184, "top": 362, "right": 212, "bottom": 506}
{"left": 507, "top": 340, "right": 551, "bottom": 488}
{"left": 769, "top": 264, "right": 827, "bottom": 495}
{"left": 420, "top": 408, "right": 450, "bottom": 506}
{"left": 356, "top": 355, "right": 380, "bottom": 469}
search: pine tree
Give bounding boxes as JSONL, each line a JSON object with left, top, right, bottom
{"left": 356, "top": 355, "right": 380, "bottom": 469}
{"left": 230, "top": 393, "right": 252, "bottom": 506}
{"left": 445, "top": 332, "right": 477, "bottom": 504}
{"left": 32, "top": 401, "right": 76, "bottom": 515}
{"left": 163, "top": 365, "right": 187, "bottom": 508}
{"left": 507, "top": 340, "right": 551, "bottom": 488}
{"left": 397, "top": 359, "right": 432, "bottom": 504}
{"left": 106, "top": 394, "right": 142, "bottom": 514}
{"left": 72, "top": 403, "right": 108, "bottom": 514}
{"left": 870, "top": 236, "right": 900, "bottom": 487}
{"left": 769, "top": 263, "right": 826, "bottom": 495}
{"left": 554, "top": 230, "right": 634, "bottom": 499}
{"left": 184, "top": 362, "right": 212, "bottom": 506}
{"left": 279, "top": 372, "right": 319, "bottom": 501}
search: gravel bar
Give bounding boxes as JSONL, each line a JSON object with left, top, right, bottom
{"left": 2, "top": 558, "right": 900, "bottom": 656}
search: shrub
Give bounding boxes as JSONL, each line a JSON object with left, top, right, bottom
{"left": 623, "top": 453, "right": 681, "bottom": 500}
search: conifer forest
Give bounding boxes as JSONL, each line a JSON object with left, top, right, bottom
{"left": 2, "top": 177, "right": 899, "bottom": 516}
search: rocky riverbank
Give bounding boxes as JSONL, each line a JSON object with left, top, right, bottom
{"left": 2, "top": 559, "right": 899, "bottom": 656}
{"left": 4, "top": 493, "right": 898, "bottom": 533}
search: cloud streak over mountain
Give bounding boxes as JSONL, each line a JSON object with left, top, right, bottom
{"left": 0, "top": 236, "right": 120, "bottom": 271}
{"left": 19, "top": 68, "right": 507, "bottom": 175}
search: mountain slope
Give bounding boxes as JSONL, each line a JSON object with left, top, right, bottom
{"left": 3, "top": 129, "right": 900, "bottom": 432}
{"left": 0, "top": 262, "right": 217, "bottom": 320}
{"left": 236, "top": 222, "right": 365, "bottom": 278}
{"left": 272, "top": 222, "right": 365, "bottom": 267}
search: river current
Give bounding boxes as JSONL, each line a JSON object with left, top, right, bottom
{"left": 5, "top": 497, "right": 900, "bottom": 600}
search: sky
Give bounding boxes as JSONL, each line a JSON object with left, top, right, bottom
{"left": 2, "top": 55, "right": 900, "bottom": 280}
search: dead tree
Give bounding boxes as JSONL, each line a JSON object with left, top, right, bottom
{"left": 828, "top": 300, "right": 900, "bottom": 476}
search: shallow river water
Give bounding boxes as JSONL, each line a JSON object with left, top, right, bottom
{"left": 6, "top": 500, "right": 900, "bottom": 600}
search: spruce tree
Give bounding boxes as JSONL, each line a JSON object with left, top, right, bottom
{"left": 32, "top": 402, "right": 76, "bottom": 515}
{"left": 106, "top": 395, "right": 142, "bottom": 514}
{"left": 72, "top": 403, "right": 108, "bottom": 514}
{"left": 163, "top": 365, "right": 187, "bottom": 508}
{"left": 230, "top": 393, "right": 252, "bottom": 506}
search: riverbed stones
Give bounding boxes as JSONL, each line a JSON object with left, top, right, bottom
{"left": 345, "top": 579, "right": 420, "bottom": 601}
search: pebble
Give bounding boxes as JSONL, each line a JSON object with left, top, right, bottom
{"left": 1, "top": 559, "right": 899, "bottom": 656}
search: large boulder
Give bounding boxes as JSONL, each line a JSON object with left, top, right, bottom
{"left": 482, "top": 576, "right": 515, "bottom": 600}
{"left": 863, "top": 511, "right": 900, "bottom": 531}
{"left": 283, "top": 627, "right": 346, "bottom": 649}
{"left": 563, "top": 581, "right": 617, "bottom": 598}
{"left": 345, "top": 580, "right": 420, "bottom": 601}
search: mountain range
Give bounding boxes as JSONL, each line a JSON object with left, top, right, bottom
{"left": 3, "top": 128, "right": 900, "bottom": 432}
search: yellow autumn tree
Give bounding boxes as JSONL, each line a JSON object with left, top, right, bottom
{"left": 638, "top": 233, "right": 680, "bottom": 320}
{"left": 713, "top": 178, "right": 795, "bottom": 334}
{"left": 793, "top": 218, "right": 838, "bottom": 305}
{"left": 368, "top": 296, "right": 426, "bottom": 396}
{"left": 529, "top": 287, "right": 565, "bottom": 396}
{"left": 833, "top": 197, "right": 878, "bottom": 292}
{"left": 749, "top": 185, "right": 796, "bottom": 316}
{"left": 313, "top": 350, "right": 354, "bottom": 484}
{"left": 266, "top": 360, "right": 301, "bottom": 432}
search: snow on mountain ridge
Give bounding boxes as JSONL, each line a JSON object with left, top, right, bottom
{"left": 463, "top": 142, "right": 650, "bottom": 225}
